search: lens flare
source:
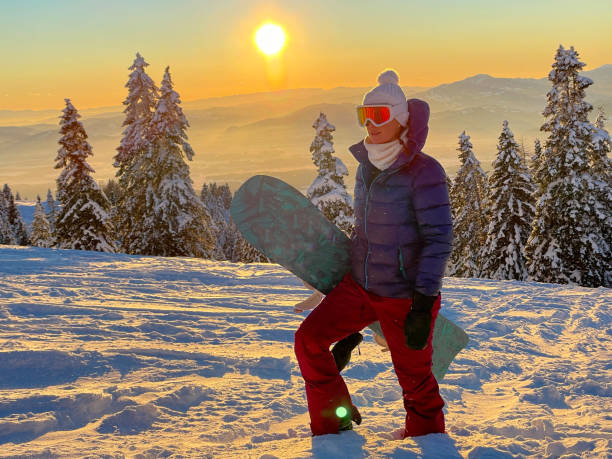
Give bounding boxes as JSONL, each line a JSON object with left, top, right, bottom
{"left": 335, "top": 406, "right": 348, "bottom": 418}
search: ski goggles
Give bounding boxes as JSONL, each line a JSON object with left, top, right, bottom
{"left": 356, "top": 103, "right": 407, "bottom": 127}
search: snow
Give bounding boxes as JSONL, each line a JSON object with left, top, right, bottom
{"left": 0, "top": 245, "right": 610, "bottom": 457}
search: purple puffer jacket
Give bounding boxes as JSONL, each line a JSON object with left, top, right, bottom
{"left": 349, "top": 99, "right": 453, "bottom": 298}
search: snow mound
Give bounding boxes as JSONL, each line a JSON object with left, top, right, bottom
{"left": 155, "top": 385, "right": 216, "bottom": 412}
{"left": 97, "top": 403, "right": 159, "bottom": 435}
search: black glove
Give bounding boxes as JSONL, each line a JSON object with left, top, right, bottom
{"left": 404, "top": 291, "right": 437, "bottom": 350}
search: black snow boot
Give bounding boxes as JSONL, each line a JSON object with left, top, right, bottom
{"left": 331, "top": 332, "right": 363, "bottom": 372}
{"left": 339, "top": 404, "right": 363, "bottom": 431}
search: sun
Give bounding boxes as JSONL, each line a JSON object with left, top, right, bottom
{"left": 254, "top": 23, "right": 286, "bottom": 56}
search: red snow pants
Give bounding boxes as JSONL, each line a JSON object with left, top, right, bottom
{"left": 294, "top": 273, "right": 445, "bottom": 436}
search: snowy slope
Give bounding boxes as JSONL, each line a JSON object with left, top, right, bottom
{"left": 0, "top": 245, "right": 610, "bottom": 458}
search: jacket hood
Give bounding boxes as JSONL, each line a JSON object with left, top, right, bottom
{"left": 350, "top": 98, "right": 430, "bottom": 166}
{"left": 403, "top": 98, "right": 430, "bottom": 154}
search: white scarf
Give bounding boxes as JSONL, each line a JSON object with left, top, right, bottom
{"left": 364, "top": 138, "right": 403, "bottom": 170}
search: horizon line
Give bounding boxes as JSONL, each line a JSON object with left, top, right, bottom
{"left": 2, "top": 64, "right": 611, "bottom": 114}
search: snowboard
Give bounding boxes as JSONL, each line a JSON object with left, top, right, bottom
{"left": 230, "top": 175, "right": 469, "bottom": 381}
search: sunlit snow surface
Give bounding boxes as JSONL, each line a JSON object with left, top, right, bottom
{"left": 0, "top": 245, "right": 610, "bottom": 458}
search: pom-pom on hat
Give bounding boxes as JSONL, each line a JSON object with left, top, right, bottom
{"left": 362, "top": 69, "right": 409, "bottom": 126}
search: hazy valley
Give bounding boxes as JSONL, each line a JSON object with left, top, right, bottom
{"left": 1, "top": 65, "right": 611, "bottom": 199}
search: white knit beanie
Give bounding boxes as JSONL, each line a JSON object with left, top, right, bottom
{"left": 362, "top": 69, "right": 409, "bottom": 127}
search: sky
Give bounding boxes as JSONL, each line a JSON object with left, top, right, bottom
{"left": 1, "top": 0, "right": 612, "bottom": 110}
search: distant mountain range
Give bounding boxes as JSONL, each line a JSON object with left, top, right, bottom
{"left": 1, "top": 66, "right": 611, "bottom": 199}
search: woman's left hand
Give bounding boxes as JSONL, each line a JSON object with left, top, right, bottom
{"left": 293, "top": 290, "right": 324, "bottom": 313}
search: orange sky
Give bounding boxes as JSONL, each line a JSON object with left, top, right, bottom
{"left": 1, "top": 0, "right": 611, "bottom": 110}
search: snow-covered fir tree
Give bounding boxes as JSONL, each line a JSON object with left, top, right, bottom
{"left": 114, "top": 52, "right": 158, "bottom": 170}
{"left": 447, "top": 131, "right": 488, "bottom": 277}
{"left": 46, "top": 189, "right": 58, "bottom": 234}
{"left": 591, "top": 108, "right": 612, "bottom": 285}
{"left": 101, "top": 179, "right": 122, "bottom": 242}
{"left": 306, "top": 113, "right": 353, "bottom": 234}
{"left": 200, "top": 182, "right": 268, "bottom": 263}
{"left": 15, "top": 191, "right": 21, "bottom": 201}
{"left": 30, "top": 196, "right": 54, "bottom": 248}
{"left": 114, "top": 53, "right": 159, "bottom": 252}
{"left": 3, "top": 184, "right": 29, "bottom": 245}
{"left": 481, "top": 121, "right": 535, "bottom": 280}
{"left": 530, "top": 139, "right": 542, "bottom": 181}
{"left": 102, "top": 179, "right": 122, "bottom": 208}
{"left": 228, "top": 232, "right": 269, "bottom": 263}
{"left": 0, "top": 191, "right": 16, "bottom": 245}
{"left": 201, "top": 183, "right": 229, "bottom": 260}
{"left": 592, "top": 108, "right": 612, "bottom": 184}
{"left": 127, "top": 67, "right": 214, "bottom": 257}
{"left": 525, "top": 45, "right": 611, "bottom": 287}
{"left": 54, "top": 99, "right": 116, "bottom": 252}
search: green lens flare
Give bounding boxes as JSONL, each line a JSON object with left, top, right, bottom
{"left": 335, "top": 406, "right": 348, "bottom": 418}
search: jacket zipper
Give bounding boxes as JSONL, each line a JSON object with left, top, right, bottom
{"left": 398, "top": 247, "right": 407, "bottom": 279}
{"left": 362, "top": 167, "right": 387, "bottom": 290}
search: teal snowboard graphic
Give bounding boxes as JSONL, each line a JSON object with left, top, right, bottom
{"left": 230, "top": 175, "right": 469, "bottom": 381}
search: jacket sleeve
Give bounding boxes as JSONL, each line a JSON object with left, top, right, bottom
{"left": 411, "top": 158, "right": 453, "bottom": 296}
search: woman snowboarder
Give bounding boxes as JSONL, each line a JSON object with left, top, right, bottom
{"left": 294, "top": 69, "right": 453, "bottom": 437}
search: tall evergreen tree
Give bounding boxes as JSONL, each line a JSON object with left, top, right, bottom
{"left": 101, "top": 178, "right": 122, "bottom": 241}
{"left": 530, "top": 139, "right": 542, "bottom": 181}
{"left": 447, "top": 131, "right": 488, "bottom": 277}
{"left": 591, "top": 108, "right": 612, "bottom": 286}
{"left": 0, "top": 191, "right": 15, "bottom": 245}
{"left": 128, "top": 67, "right": 214, "bottom": 257}
{"left": 30, "top": 196, "right": 54, "bottom": 248}
{"left": 114, "top": 52, "right": 159, "bottom": 170}
{"left": 200, "top": 182, "right": 268, "bottom": 263}
{"left": 102, "top": 179, "right": 122, "bottom": 208}
{"left": 592, "top": 108, "right": 612, "bottom": 183}
{"left": 525, "top": 45, "right": 611, "bottom": 287}
{"left": 201, "top": 182, "right": 228, "bottom": 260}
{"left": 481, "top": 121, "right": 536, "bottom": 280}
{"left": 3, "top": 184, "right": 29, "bottom": 245}
{"left": 114, "top": 53, "right": 159, "bottom": 252}
{"left": 306, "top": 113, "right": 354, "bottom": 234}
{"left": 46, "top": 189, "right": 58, "bottom": 234}
{"left": 54, "top": 99, "right": 116, "bottom": 252}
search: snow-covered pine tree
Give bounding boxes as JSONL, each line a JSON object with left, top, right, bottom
{"left": 54, "top": 99, "right": 116, "bottom": 252}
{"left": 46, "top": 189, "right": 58, "bottom": 234}
{"left": 306, "top": 113, "right": 353, "bottom": 234}
{"left": 592, "top": 108, "right": 612, "bottom": 184}
{"left": 0, "top": 190, "right": 16, "bottom": 244}
{"left": 227, "top": 231, "right": 269, "bottom": 263}
{"left": 30, "top": 196, "right": 54, "bottom": 248}
{"left": 481, "top": 121, "right": 536, "bottom": 280}
{"left": 114, "top": 52, "right": 159, "bottom": 171}
{"left": 591, "top": 108, "right": 612, "bottom": 285}
{"left": 201, "top": 182, "right": 269, "bottom": 263}
{"left": 530, "top": 139, "right": 543, "bottom": 182}
{"left": 447, "top": 131, "right": 488, "bottom": 278}
{"left": 102, "top": 179, "right": 122, "bottom": 208}
{"left": 525, "top": 45, "right": 611, "bottom": 287}
{"left": 15, "top": 191, "right": 21, "bottom": 201}
{"left": 200, "top": 183, "right": 226, "bottom": 260}
{"left": 101, "top": 178, "right": 122, "bottom": 242}
{"left": 3, "top": 184, "right": 29, "bottom": 245}
{"left": 114, "top": 53, "right": 159, "bottom": 252}
{"left": 129, "top": 67, "right": 214, "bottom": 257}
